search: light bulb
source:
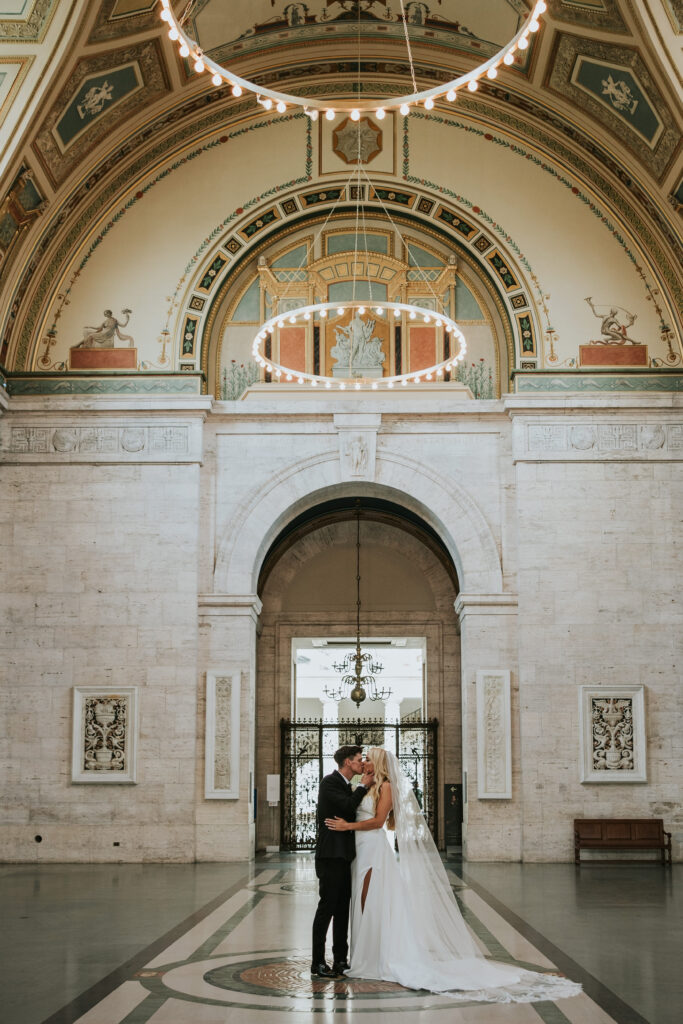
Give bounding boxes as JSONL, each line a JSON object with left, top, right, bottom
{"left": 530, "top": 19, "right": 540, "bottom": 31}
{"left": 504, "top": 51, "right": 515, "bottom": 65}
{"left": 426, "top": 373, "right": 432, "bottom": 380}
{"left": 467, "top": 79, "right": 478, "bottom": 92}
{"left": 401, "top": 379, "right": 408, "bottom": 386}
{"left": 340, "top": 383, "right": 346, "bottom": 390}
{"left": 194, "top": 58, "right": 205, "bottom": 73}
{"left": 266, "top": 364, "right": 272, "bottom": 373}
{"left": 160, "top": 9, "right": 171, "bottom": 21}
{"left": 388, "top": 381, "right": 394, "bottom": 388}
{"left": 409, "top": 311, "right": 416, "bottom": 320}
{"left": 446, "top": 89, "right": 456, "bottom": 102}
{"left": 423, "top": 315, "right": 431, "bottom": 323}
{"left": 425, "top": 97, "right": 434, "bottom": 110}
{"left": 232, "top": 84, "right": 243, "bottom": 97}
{"left": 351, "top": 109, "right": 360, "bottom": 121}
{"left": 288, "top": 315, "right": 296, "bottom": 323}
{"left": 437, "top": 368, "right": 444, "bottom": 376}
{"left": 376, "top": 307, "right": 384, "bottom": 315}
{"left": 325, "top": 381, "right": 331, "bottom": 389}
{"left": 276, "top": 369, "right": 282, "bottom": 377}
{"left": 179, "top": 44, "right": 189, "bottom": 57}
{"left": 286, "top": 374, "right": 292, "bottom": 381}
{"left": 358, "top": 306, "right": 365, "bottom": 314}
{"left": 376, "top": 108, "right": 386, "bottom": 119}
{"left": 337, "top": 307, "right": 344, "bottom": 316}
{"left": 518, "top": 36, "right": 529, "bottom": 49}
{"left": 212, "top": 73, "right": 222, "bottom": 86}
{"left": 393, "top": 308, "right": 401, "bottom": 317}
{"left": 298, "top": 376, "right": 304, "bottom": 384}
{"left": 355, "top": 382, "right": 361, "bottom": 390}
{"left": 308, "top": 109, "right": 319, "bottom": 121}
{"left": 400, "top": 103, "right": 410, "bottom": 115}
{"left": 312, "top": 379, "right": 318, "bottom": 386}
{"left": 487, "top": 67, "right": 498, "bottom": 79}
{"left": 277, "top": 101, "right": 286, "bottom": 113}
{"left": 304, "top": 312, "right": 311, "bottom": 320}
{"left": 325, "top": 109, "right": 335, "bottom": 120}
{"left": 320, "top": 309, "right": 327, "bottom": 318}
{"left": 414, "top": 376, "right": 421, "bottom": 383}
{"left": 168, "top": 27, "right": 179, "bottom": 40}
{"left": 277, "top": 320, "right": 285, "bottom": 329}
{"left": 535, "top": 1, "right": 546, "bottom": 13}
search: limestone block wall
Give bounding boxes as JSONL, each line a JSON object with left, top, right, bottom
{"left": 511, "top": 401, "right": 683, "bottom": 861}
{"left": 0, "top": 399, "right": 207, "bottom": 862}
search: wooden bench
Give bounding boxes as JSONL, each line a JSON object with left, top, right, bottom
{"left": 574, "top": 818, "right": 672, "bottom": 865}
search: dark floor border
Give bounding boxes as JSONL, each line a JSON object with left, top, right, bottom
{"left": 458, "top": 866, "right": 651, "bottom": 1024}
{"left": 39, "top": 866, "right": 254, "bottom": 1024}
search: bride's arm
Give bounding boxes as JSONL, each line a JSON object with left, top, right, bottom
{"left": 325, "top": 783, "right": 392, "bottom": 832}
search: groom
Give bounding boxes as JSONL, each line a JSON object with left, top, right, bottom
{"left": 311, "top": 744, "right": 374, "bottom": 978}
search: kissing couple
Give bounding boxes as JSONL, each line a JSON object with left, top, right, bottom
{"left": 311, "top": 744, "right": 582, "bottom": 1003}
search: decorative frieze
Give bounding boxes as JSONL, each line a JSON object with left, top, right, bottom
{"left": 205, "top": 671, "right": 241, "bottom": 800}
{"left": 515, "top": 420, "right": 683, "bottom": 460}
{"left": 1, "top": 420, "right": 202, "bottom": 462}
{"left": 71, "top": 687, "right": 138, "bottom": 784}
{"left": 579, "top": 685, "right": 647, "bottom": 783}
{"left": 476, "top": 669, "right": 512, "bottom": 800}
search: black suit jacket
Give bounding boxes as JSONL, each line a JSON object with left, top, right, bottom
{"left": 315, "top": 772, "right": 367, "bottom": 861}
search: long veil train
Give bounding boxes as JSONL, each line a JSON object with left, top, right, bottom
{"left": 348, "top": 749, "right": 582, "bottom": 1003}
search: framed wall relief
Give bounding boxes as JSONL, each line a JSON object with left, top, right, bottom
{"left": 205, "top": 671, "right": 241, "bottom": 799}
{"left": 476, "top": 669, "right": 512, "bottom": 799}
{"left": 71, "top": 687, "right": 138, "bottom": 784}
{"left": 579, "top": 686, "right": 647, "bottom": 783}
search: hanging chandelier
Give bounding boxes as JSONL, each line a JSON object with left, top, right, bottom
{"left": 158, "top": 1, "right": 547, "bottom": 120}
{"left": 323, "top": 507, "right": 392, "bottom": 708}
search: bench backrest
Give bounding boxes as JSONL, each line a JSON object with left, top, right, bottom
{"left": 574, "top": 818, "right": 665, "bottom": 844}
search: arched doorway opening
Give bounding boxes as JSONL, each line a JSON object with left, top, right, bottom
{"left": 254, "top": 497, "right": 462, "bottom": 853}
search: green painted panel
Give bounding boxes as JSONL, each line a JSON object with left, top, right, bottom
{"left": 407, "top": 244, "right": 444, "bottom": 267}
{"left": 271, "top": 244, "right": 308, "bottom": 268}
{"left": 328, "top": 281, "right": 387, "bottom": 302}
{"left": 327, "top": 233, "right": 388, "bottom": 256}
{"left": 455, "top": 279, "right": 483, "bottom": 319}
{"left": 56, "top": 64, "right": 141, "bottom": 148}
{"left": 573, "top": 58, "right": 660, "bottom": 143}
{"left": 233, "top": 278, "right": 260, "bottom": 321}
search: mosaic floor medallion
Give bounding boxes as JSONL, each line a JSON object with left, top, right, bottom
{"left": 149, "top": 950, "right": 458, "bottom": 1012}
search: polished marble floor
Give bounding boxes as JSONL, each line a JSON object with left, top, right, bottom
{"left": 1, "top": 857, "right": 679, "bottom": 1024}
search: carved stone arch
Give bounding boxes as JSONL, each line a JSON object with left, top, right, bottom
{"left": 214, "top": 449, "right": 503, "bottom": 597}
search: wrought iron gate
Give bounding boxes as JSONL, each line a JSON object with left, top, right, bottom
{"left": 280, "top": 718, "right": 438, "bottom": 850}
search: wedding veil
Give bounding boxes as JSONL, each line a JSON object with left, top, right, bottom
{"left": 384, "top": 748, "right": 482, "bottom": 962}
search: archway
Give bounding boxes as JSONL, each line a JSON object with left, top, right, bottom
{"left": 253, "top": 497, "right": 461, "bottom": 852}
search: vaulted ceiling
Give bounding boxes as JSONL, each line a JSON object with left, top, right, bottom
{"left": 0, "top": 0, "right": 681, "bottom": 370}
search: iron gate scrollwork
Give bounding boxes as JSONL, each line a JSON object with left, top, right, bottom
{"left": 280, "top": 718, "right": 438, "bottom": 850}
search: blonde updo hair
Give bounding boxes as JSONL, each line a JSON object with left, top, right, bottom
{"left": 367, "top": 746, "right": 395, "bottom": 830}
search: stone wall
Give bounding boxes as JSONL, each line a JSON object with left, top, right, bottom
{"left": 1, "top": 388, "right": 681, "bottom": 862}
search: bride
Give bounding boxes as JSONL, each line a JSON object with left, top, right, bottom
{"left": 325, "top": 747, "right": 582, "bottom": 1003}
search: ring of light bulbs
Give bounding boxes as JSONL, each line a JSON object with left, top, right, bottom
{"left": 159, "top": 0, "right": 547, "bottom": 119}
{"left": 251, "top": 301, "right": 467, "bottom": 390}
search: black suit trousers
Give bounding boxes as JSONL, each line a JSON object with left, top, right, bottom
{"left": 311, "top": 857, "right": 352, "bottom": 965}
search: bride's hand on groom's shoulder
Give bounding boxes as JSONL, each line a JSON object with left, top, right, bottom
{"left": 325, "top": 816, "right": 349, "bottom": 831}
{"left": 360, "top": 761, "right": 374, "bottom": 787}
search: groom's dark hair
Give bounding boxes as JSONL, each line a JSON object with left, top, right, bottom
{"left": 333, "top": 744, "right": 362, "bottom": 767}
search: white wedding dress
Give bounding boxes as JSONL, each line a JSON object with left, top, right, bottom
{"left": 345, "top": 757, "right": 582, "bottom": 1004}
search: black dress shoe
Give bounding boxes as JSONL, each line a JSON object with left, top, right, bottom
{"left": 332, "top": 960, "right": 350, "bottom": 974}
{"left": 311, "top": 962, "right": 340, "bottom": 978}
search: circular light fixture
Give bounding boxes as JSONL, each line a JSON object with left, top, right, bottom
{"left": 251, "top": 300, "right": 466, "bottom": 390}
{"left": 158, "top": 0, "right": 547, "bottom": 118}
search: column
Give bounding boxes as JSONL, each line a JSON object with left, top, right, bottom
{"left": 196, "top": 594, "right": 262, "bottom": 861}
{"left": 454, "top": 593, "right": 521, "bottom": 861}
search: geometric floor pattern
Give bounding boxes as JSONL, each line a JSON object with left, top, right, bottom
{"left": 47, "top": 859, "right": 631, "bottom": 1024}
